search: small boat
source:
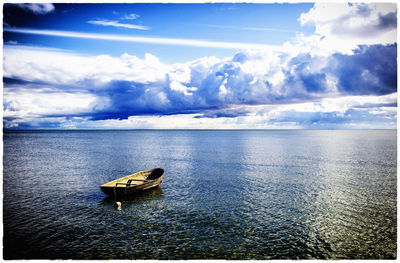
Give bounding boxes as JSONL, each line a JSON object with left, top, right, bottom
{"left": 100, "top": 168, "right": 164, "bottom": 197}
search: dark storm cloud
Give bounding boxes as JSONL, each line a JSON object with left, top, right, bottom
{"left": 378, "top": 11, "right": 397, "bottom": 30}
{"left": 14, "top": 3, "right": 55, "bottom": 15}
{"left": 88, "top": 80, "right": 170, "bottom": 120}
{"left": 331, "top": 44, "right": 397, "bottom": 95}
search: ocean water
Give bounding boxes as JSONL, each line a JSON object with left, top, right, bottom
{"left": 3, "top": 130, "right": 397, "bottom": 259}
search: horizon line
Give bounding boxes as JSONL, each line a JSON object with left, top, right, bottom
{"left": 3, "top": 128, "right": 396, "bottom": 131}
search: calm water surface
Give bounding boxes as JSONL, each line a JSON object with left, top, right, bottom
{"left": 3, "top": 130, "right": 397, "bottom": 259}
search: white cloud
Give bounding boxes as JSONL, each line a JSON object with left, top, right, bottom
{"left": 299, "top": 3, "right": 397, "bottom": 53}
{"left": 122, "top": 13, "right": 140, "bottom": 20}
{"left": 169, "top": 81, "right": 197, "bottom": 96}
{"left": 88, "top": 19, "right": 149, "bottom": 30}
{"left": 57, "top": 114, "right": 266, "bottom": 130}
{"left": 4, "top": 28, "right": 282, "bottom": 51}
{"left": 16, "top": 3, "right": 55, "bottom": 15}
{"left": 3, "top": 45, "right": 168, "bottom": 85}
{"left": 3, "top": 86, "right": 109, "bottom": 121}
{"left": 4, "top": 43, "right": 396, "bottom": 110}
{"left": 6, "top": 40, "right": 18, "bottom": 45}
{"left": 268, "top": 93, "right": 397, "bottom": 115}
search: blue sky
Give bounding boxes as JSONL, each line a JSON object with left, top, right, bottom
{"left": 3, "top": 2, "right": 397, "bottom": 129}
{"left": 4, "top": 3, "right": 315, "bottom": 62}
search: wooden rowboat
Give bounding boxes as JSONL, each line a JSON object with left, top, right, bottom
{"left": 100, "top": 168, "right": 164, "bottom": 197}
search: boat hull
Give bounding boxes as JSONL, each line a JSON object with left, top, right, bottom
{"left": 100, "top": 168, "right": 164, "bottom": 197}
{"left": 100, "top": 177, "right": 163, "bottom": 196}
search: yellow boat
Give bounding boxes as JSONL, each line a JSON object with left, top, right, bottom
{"left": 100, "top": 168, "right": 164, "bottom": 197}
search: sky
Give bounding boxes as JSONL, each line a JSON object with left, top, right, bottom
{"left": 2, "top": 2, "right": 398, "bottom": 129}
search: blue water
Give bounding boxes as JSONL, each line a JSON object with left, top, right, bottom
{"left": 3, "top": 130, "right": 397, "bottom": 259}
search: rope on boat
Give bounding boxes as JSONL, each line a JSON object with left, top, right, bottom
{"left": 113, "top": 184, "right": 121, "bottom": 210}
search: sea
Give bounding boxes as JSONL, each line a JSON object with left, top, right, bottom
{"left": 3, "top": 129, "right": 397, "bottom": 259}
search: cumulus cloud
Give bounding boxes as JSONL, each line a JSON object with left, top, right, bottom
{"left": 16, "top": 3, "right": 55, "bottom": 15}
{"left": 299, "top": 3, "right": 397, "bottom": 53}
{"left": 330, "top": 44, "right": 397, "bottom": 95}
{"left": 3, "top": 41, "right": 397, "bottom": 129}
{"left": 4, "top": 85, "right": 108, "bottom": 118}
{"left": 3, "top": 82, "right": 110, "bottom": 129}
{"left": 3, "top": 45, "right": 168, "bottom": 85}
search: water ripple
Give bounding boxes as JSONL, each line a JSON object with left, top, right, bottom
{"left": 3, "top": 130, "right": 397, "bottom": 259}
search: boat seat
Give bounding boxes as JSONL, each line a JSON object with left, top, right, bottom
{"left": 126, "top": 179, "right": 133, "bottom": 186}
